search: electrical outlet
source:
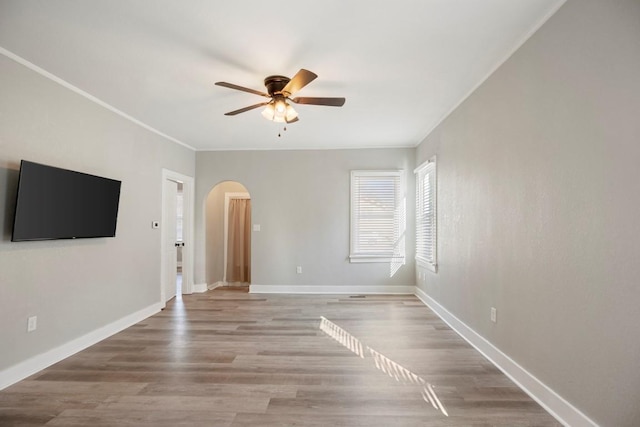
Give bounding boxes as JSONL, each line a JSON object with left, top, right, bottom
{"left": 296, "top": 266, "right": 302, "bottom": 274}
{"left": 27, "top": 316, "right": 37, "bottom": 332}
{"left": 490, "top": 307, "right": 497, "bottom": 323}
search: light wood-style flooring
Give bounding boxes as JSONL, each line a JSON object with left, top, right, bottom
{"left": 0, "top": 288, "right": 560, "bottom": 426}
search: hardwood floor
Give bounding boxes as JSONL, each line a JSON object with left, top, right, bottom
{"left": 0, "top": 288, "right": 560, "bottom": 426}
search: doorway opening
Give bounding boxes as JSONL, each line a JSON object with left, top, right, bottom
{"left": 161, "top": 169, "right": 194, "bottom": 307}
{"left": 175, "top": 182, "right": 184, "bottom": 299}
{"left": 205, "top": 181, "right": 251, "bottom": 289}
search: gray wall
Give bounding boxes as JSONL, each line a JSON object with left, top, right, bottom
{"left": 0, "top": 55, "right": 195, "bottom": 372}
{"left": 205, "top": 180, "right": 249, "bottom": 284}
{"left": 415, "top": 1, "right": 640, "bottom": 425}
{"left": 195, "top": 149, "right": 416, "bottom": 288}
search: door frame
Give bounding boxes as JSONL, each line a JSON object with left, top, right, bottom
{"left": 223, "top": 192, "right": 250, "bottom": 284}
{"left": 161, "top": 169, "right": 194, "bottom": 306}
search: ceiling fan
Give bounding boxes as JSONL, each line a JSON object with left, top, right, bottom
{"left": 215, "top": 69, "right": 345, "bottom": 123}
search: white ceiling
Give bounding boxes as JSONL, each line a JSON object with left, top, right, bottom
{"left": 0, "top": 0, "right": 564, "bottom": 151}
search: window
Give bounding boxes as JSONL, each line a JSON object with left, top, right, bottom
{"left": 350, "top": 170, "right": 405, "bottom": 263}
{"left": 415, "top": 158, "right": 437, "bottom": 272}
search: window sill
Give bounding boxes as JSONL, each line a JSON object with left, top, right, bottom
{"left": 350, "top": 255, "right": 406, "bottom": 264}
{"left": 416, "top": 258, "right": 437, "bottom": 273}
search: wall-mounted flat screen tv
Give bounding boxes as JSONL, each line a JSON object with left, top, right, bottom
{"left": 11, "top": 160, "right": 121, "bottom": 242}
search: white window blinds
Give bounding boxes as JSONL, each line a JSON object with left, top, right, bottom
{"left": 350, "top": 170, "right": 405, "bottom": 263}
{"left": 415, "top": 158, "right": 437, "bottom": 271}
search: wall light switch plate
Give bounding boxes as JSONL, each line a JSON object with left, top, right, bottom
{"left": 253, "top": 224, "right": 261, "bottom": 232}
{"left": 296, "top": 266, "right": 302, "bottom": 274}
{"left": 490, "top": 307, "right": 497, "bottom": 323}
{"left": 152, "top": 221, "right": 160, "bottom": 229}
{"left": 27, "top": 316, "right": 37, "bottom": 332}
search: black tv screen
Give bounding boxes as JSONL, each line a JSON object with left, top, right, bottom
{"left": 11, "top": 160, "right": 121, "bottom": 241}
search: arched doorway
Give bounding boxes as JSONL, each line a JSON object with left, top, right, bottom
{"left": 205, "top": 181, "right": 251, "bottom": 288}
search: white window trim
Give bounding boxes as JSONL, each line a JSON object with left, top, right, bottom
{"left": 350, "top": 170, "right": 406, "bottom": 264}
{"left": 415, "top": 157, "right": 437, "bottom": 273}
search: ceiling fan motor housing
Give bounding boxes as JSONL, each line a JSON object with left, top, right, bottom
{"left": 264, "top": 75, "right": 291, "bottom": 96}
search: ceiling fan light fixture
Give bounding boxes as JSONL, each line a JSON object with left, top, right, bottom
{"left": 285, "top": 104, "right": 298, "bottom": 122}
{"left": 275, "top": 98, "right": 287, "bottom": 114}
{"left": 272, "top": 98, "right": 288, "bottom": 123}
{"left": 261, "top": 102, "right": 275, "bottom": 121}
{"left": 262, "top": 99, "right": 298, "bottom": 123}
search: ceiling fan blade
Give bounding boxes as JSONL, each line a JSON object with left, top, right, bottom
{"left": 286, "top": 116, "right": 299, "bottom": 124}
{"left": 282, "top": 69, "right": 317, "bottom": 96}
{"left": 215, "top": 82, "right": 270, "bottom": 98}
{"left": 291, "top": 97, "right": 346, "bottom": 107}
{"left": 224, "top": 102, "right": 269, "bottom": 116}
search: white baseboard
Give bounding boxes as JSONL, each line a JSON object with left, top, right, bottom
{"left": 208, "top": 281, "right": 225, "bottom": 290}
{"left": 0, "top": 302, "right": 162, "bottom": 391}
{"left": 413, "top": 287, "right": 598, "bottom": 427}
{"left": 249, "top": 284, "right": 415, "bottom": 294}
{"left": 192, "top": 283, "right": 208, "bottom": 293}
